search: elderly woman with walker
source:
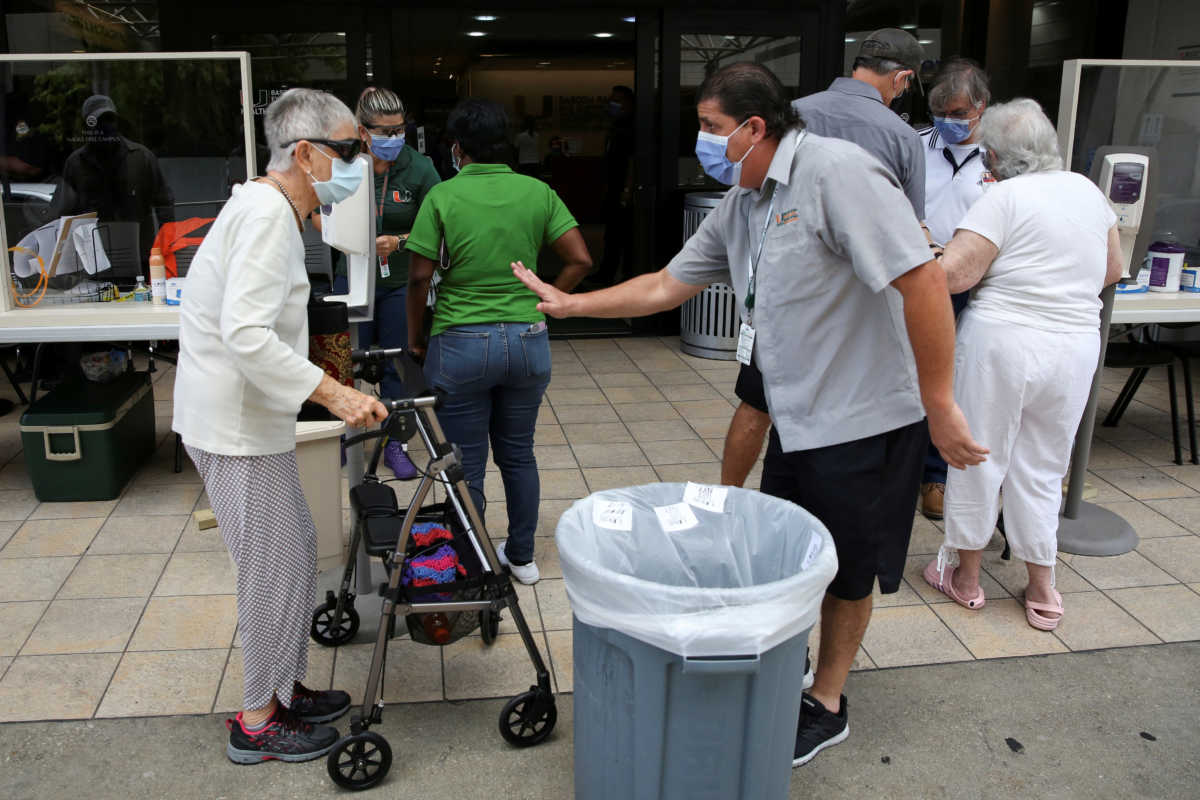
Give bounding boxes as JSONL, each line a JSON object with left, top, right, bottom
{"left": 924, "top": 98, "right": 1123, "bottom": 630}
{"left": 173, "top": 88, "right": 388, "bottom": 764}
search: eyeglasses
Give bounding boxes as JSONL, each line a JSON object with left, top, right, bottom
{"left": 363, "top": 122, "right": 406, "bottom": 138}
{"left": 283, "top": 138, "right": 363, "bottom": 163}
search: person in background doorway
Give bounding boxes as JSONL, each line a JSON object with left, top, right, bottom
{"left": 174, "top": 88, "right": 388, "bottom": 764}
{"left": 510, "top": 63, "right": 986, "bottom": 765}
{"left": 592, "top": 85, "right": 636, "bottom": 286}
{"left": 405, "top": 98, "right": 593, "bottom": 585}
{"left": 51, "top": 94, "right": 174, "bottom": 277}
{"left": 916, "top": 58, "right": 992, "bottom": 521}
{"left": 515, "top": 115, "right": 540, "bottom": 177}
{"left": 329, "top": 86, "right": 440, "bottom": 479}
{"left": 926, "top": 99, "right": 1121, "bottom": 630}
{"left": 720, "top": 29, "right": 928, "bottom": 490}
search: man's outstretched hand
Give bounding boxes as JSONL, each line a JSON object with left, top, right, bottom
{"left": 511, "top": 260, "right": 575, "bottom": 318}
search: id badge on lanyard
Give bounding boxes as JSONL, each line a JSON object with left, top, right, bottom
{"left": 738, "top": 185, "right": 777, "bottom": 366}
{"left": 737, "top": 130, "right": 805, "bottom": 368}
{"left": 377, "top": 173, "right": 391, "bottom": 278}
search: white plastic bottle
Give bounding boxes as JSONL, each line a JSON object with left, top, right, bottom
{"left": 149, "top": 247, "right": 167, "bottom": 305}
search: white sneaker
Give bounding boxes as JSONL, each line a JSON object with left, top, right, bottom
{"left": 496, "top": 540, "right": 540, "bottom": 585}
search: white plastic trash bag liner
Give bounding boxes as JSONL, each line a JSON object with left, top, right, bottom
{"left": 557, "top": 482, "right": 838, "bottom": 658}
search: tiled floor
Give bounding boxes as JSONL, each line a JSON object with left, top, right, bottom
{"left": 1, "top": 336, "right": 1199, "bottom": 722}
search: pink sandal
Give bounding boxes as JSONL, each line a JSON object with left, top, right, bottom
{"left": 923, "top": 558, "right": 986, "bottom": 610}
{"left": 1024, "top": 590, "right": 1064, "bottom": 631}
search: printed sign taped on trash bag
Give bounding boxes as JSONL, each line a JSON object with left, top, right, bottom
{"left": 801, "top": 535, "right": 822, "bottom": 570}
{"left": 683, "top": 481, "right": 727, "bottom": 513}
{"left": 593, "top": 499, "right": 633, "bottom": 531}
{"left": 654, "top": 502, "right": 699, "bottom": 532}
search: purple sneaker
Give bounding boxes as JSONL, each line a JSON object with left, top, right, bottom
{"left": 384, "top": 441, "right": 418, "bottom": 479}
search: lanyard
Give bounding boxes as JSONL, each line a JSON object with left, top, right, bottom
{"left": 743, "top": 187, "right": 776, "bottom": 324}
{"left": 744, "top": 130, "right": 806, "bottom": 324}
{"left": 376, "top": 171, "right": 389, "bottom": 270}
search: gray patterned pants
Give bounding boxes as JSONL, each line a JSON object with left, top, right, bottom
{"left": 185, "top": 445, "right": 315, "bottom": 711}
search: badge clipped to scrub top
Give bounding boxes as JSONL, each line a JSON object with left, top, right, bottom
{"left": 736, "top": 322, "right": 756, "bottom": 366}
{"left": 378, "top": 257, "right": 390, "bottom": 279}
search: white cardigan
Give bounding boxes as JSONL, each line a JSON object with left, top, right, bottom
{"left": 173, "top": 181, "right": 324, "bottom": 456}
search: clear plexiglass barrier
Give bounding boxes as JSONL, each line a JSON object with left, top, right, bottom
{"left": 1059, "top": 59, "right": 1200, "bottom": 268}
{"left": 0, "top": 52, "right": 254, "bottom": 316}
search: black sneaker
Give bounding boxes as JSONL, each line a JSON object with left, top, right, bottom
{"left": 290, "top": 682, "right": 352, "bottom": 724}
{"left": 225, "top": 708, "right": 339, "bottom": 764}
{"left": 792, "top": 693, "right": 849, "bottom": 767}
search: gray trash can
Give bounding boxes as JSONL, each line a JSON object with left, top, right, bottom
{"left": 680, "top": 192, "right": 738, "bottom": 360}
{"left": 558, "top": 483, "right": 838, "bottom": 800}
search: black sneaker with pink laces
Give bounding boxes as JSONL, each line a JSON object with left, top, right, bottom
{"left": 290, "top": 682, "right": 352, "bottom": 724}
{"left": 225, "top": 707, "right": 339, "bottom": 764}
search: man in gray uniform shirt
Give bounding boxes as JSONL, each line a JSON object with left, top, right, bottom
{"left": 721, "top": 28, "right": 930, "bottom": 490}
{"left": 511, "top": 63, "right": 987, "bottom": 766}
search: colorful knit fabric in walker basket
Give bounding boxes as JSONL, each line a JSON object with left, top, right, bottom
{"left": 402, "top": 523, "right": 468, "bottom": 601}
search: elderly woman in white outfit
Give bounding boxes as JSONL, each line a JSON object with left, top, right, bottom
{"left": 174, "top": 89, "right": 387, "bottom": 763}
{"left": 923, "top": 99, "right": 1122, "bottom": 630}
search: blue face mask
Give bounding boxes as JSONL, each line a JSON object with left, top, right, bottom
{"left": 307, "top": 146, "right": 363, "bottom": 205}
{"left": 932, "top": 115, "right": 976, "bottom": 145}
{"left": 695, "top": 119, "right": 753, "bottom": 186}
{"left": 608, "top": 101, "right": 624, "bottom": 118}
{"left": 369, "top": 134, "right": 405, "bottom": 161}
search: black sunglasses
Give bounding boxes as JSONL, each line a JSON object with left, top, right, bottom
{"left": 284, "top": 137, "right": 363, "bottom": 163}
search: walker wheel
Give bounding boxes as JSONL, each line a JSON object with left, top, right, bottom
{"left": 311, "top": 593, "right": 360, "bottom": 647}
{"left": 498, "top": 688, "right": 557, "bottom": 747}
{"left": 327, "top": 731, "right": 392, "bottom": 791}
{"left": 479, "top": 609, "right": 501, "bottom": 645}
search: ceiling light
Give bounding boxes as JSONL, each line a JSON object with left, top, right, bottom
{"left": 336, "top": 32, "right": 346, "bottom": 37}
{"left": 623, "top": 16, "right": 636, "bottom": 23}
{"left": 902, "top": 24, "right": 917, "bottom": 30}
{"left": 593, "top": 32, "right": 614, "bottom": 38}
{"left": 467, "top": 31, "right": 487, "bottom": 37}
{"left": 537, "top": 60, "right": 552, "bottom": 66}
{"left": 918, "top": 39, "right": 933, "bottom": 45}
{"left": 844, "top": 37, "right": 856, "bottom": 43}
{"left": 474, "top": 15, "right": 498, "bottom": 22}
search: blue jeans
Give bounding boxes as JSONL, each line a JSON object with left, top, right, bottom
{"left": 924, "top": 290, "right": 972, "bottom": 484}
{"left": 333, "top": 276, "right": 408, "bottom": 401}
{"left": 424, "top": 322, "right": 551, "bottom": 563}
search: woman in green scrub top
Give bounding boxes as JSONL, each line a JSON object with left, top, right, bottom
{"left": 405, "top": 98, "right": 593, "bottom": 585}
{"left": 333, "top": 86, "right": 440, "bottom": 478}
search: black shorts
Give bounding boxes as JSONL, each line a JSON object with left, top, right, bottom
{"left": 734, "top": 359, "right": 768, "bottom": 412}
{"left": 760, "top": 419, "right": 927, "bottom": 601}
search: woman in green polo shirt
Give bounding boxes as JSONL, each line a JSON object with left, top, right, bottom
{"left": 405, "top": 98, "right": 592, "bottom": 584}
{"left": 333, "top": 87, "right": 440, "bottom": 478}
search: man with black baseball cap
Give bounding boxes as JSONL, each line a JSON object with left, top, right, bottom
{"left": 52, "top": 94, "right": 174, "bottom": 276}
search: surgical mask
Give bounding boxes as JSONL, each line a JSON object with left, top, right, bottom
{"left": 932, "top": 115, "right": 975, "bottom": 145}
{"left": 451, "top": 144, "right": 462, "bottom": 173}
{"left": 369, "top": 133, "right": 405, "bottom": 161}
{"left": 608, "top": 101, "right": 624, "bottom": 118}
{"left": 695, "top": 119, "right": 753, "bottom": 186}
{"left": 307, "top": 146, "right": 363, "bottom": 205}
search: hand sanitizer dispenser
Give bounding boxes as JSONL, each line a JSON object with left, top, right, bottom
{"left": 321, "top": 154, "right": 376, "bottom": 323}
{"left": 1097, "top": 153, "right": 1149, "bottom": 281}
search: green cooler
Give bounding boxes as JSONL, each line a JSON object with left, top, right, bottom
{"left": 19, "top": 371, "right": 156, "bottom": 502}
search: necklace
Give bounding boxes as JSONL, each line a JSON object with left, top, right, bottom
{"left": 257, "top": 175, "right": 304, "bottom": 232}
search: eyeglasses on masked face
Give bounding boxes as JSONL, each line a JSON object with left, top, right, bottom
{"left": 283, "top": 138, "right": 363, "bottom": 163}
{"left": 363, "top": 121, "right": 406, "bottom": 138}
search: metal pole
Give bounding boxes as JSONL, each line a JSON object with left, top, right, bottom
{"left": 1058, "top": 284, "right": 1138, "bottom": 555}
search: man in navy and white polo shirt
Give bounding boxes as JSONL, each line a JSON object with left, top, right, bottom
{"left": 918, "top": 58, "right": 993, "bottom": 521}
